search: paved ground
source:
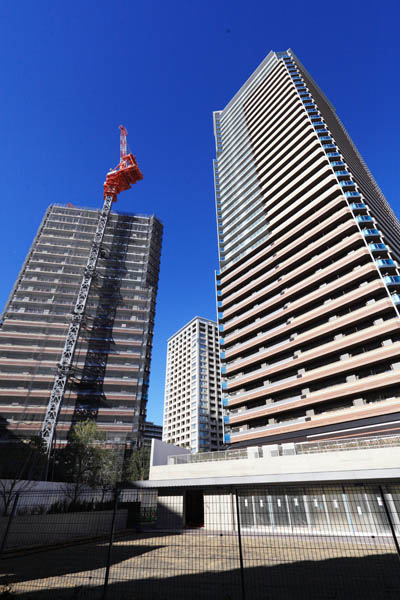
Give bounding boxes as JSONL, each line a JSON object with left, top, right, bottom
{"left": 1, "top": 529, "right": 400, "bottom": 599}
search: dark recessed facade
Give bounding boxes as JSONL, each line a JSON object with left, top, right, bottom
{"left": 0, "top": 204, "right": 162, "bottom": 446}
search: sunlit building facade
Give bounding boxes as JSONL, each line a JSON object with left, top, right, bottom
{"left": 214, "top": 50, "right": 400, "bottom": 447}
{"left": 163, "top": 317, "right": 223, "bottom": 452}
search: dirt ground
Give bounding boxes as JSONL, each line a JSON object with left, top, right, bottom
{"left": 1, "top": 529, "right": 400, "bottom": 599}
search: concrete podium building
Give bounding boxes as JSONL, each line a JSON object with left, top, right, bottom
{"left": 0, "top": 204, "right": 162, "bottom": 446}
{"left": 214, "top": 49, "right": 400, "bottom": 448}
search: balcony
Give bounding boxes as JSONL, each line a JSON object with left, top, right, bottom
{"left": 228, "top": 395, "right": 303, "bottom": 424}
{"left": 326, "top": 152, "right": 340, "bottom": 159}
{"left": 322, "top": 144, "right": 336, "bottom": 150}
{"left": 356, "top": 215, "right": 374, "bottom": 225}
{"left": 384, "top": 276, "right": 400, "bottom": 286}
{"left": 376, "top": 259, "right": 396, "bottom": 271}
{"left": 350, "top": 202, "right": 367, "bottom": 212}
{"left": 391, "top": 294, "right": 400, "bottom": 304}
{"left": 331, "top": 161, "right": 345, "bottom": 168}
{"left": 345, "top": 191, "right": 361, "bottom": 199}
{"left": 340, "top": 180, "right": 355, "bottom": 189}
{"left": 369, "top": 243, "right": 388, "bottom": 253}
{"left": 362, "top": 229, "right": 380, "bottom": 238}
{"left": 230, "top": 416, "right": 309, "bottom": 439}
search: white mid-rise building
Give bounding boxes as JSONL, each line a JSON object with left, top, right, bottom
{"left": 162, "top": 317, "right": 223, "bottom": 452}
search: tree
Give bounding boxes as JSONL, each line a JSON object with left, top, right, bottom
{"left": 55, "top": 420, "right": 121, "bottom": 502}
{"left": 123, "top": 447, "right": 151, "bottom": 482}
{"left": 95, "top": 448, "right": 122, "bottom": 502}
{"left": 0, "top": 438, "right": 46, "bottom": 515}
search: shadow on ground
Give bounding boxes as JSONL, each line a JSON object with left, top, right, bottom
{"left": 1, "top": 547, "right": 400, "bottom": 600}
{"left": 0, "top": 533, "right": 171, "bottom": 585}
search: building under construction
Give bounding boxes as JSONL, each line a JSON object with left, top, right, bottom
{"left": 0, "top": 203, "right": 162, "bottom": 447}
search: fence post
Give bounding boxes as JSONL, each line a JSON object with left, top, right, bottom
{"left": 102, "top": 489, "right": 120, "bottom": 599}
{"left": 379, "top": 485, "right": 400, "bottom": 561}
{"left": 234, "top": 489, "right": 246, "bottom": 600}
{"left": 0, "top": 492, "right": 20, "bottom": 558}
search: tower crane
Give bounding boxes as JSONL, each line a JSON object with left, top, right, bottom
{"left": 40, "top": 126, "right": 143, "bottom": 455}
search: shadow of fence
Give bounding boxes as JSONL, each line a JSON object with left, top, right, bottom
{"left": 0, "top": 483, "right": 400, "bottom": 599}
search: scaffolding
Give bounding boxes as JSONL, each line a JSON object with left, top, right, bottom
{"left": 40, "top": 194, "right": 115, "bottom": 453}
{"left": 41, "top": 127, "right": 144, "bottom": 454}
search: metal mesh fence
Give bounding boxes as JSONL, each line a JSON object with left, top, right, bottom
{"left": 0, "top": 482, "right": 399, "bottom": 599}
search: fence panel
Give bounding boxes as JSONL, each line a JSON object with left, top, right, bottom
{"left": 0, "top": 482, "right": 400, "bottom": 599}
{"left": 0, "top": 490, "right": 123, "bottom": 599}
{"left": 107, "top": 488, "right": 243, "bottom": 599}
{"left": 236, "top": 484, "right": 400, "bottom": 600}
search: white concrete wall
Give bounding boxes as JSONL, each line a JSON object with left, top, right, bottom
{"left": 0, "top": 510, "right": 128, "bottom": 550}
{"left": 150, "top": 439, "right": 190, "bottom": 470}
{"left": 204, "top": 490, "right": 237, "bottom": 531}
{"left": 149, "top": 446, "right": 400, "bottom": 482}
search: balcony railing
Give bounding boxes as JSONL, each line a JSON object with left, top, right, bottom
{"left": 376, "top": 259, "right": 395, "bottom": 268}
{"left": 356, "top": 215, "right": 373, "bottom": 224}
{"left": 384, "top": 276, "right": 400, "bottom": 286}
{"left": 362, "top": 229, "right": 380, "bottom": 238}
{"left": 165, "top": 434, "right": 400, "bottom": 465}
{"left": 369, "top": 243, "right": 388, "bottom": 252}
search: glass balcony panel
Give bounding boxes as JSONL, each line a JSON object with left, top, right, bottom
{"left": 369, "top": 243, "right": 387, "bottom": 252}
{"left": 377, "top": 259, "right": 395, "bottom": 267}
{"left": 384, "top": 276, "right": 400, "bottom": 285}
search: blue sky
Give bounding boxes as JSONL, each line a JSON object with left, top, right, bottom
{"left": 0, "top": 0, "right": 399, "bottom": 426}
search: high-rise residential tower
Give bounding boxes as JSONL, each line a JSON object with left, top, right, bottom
{"left": 0, "top": 204, "right": 162, "bottom": 446}
{"left": 162, "top": 317, "right": 223, "bottom": 452}
{"left": 215, "top": 50, "right": 400, "bottom": 448}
